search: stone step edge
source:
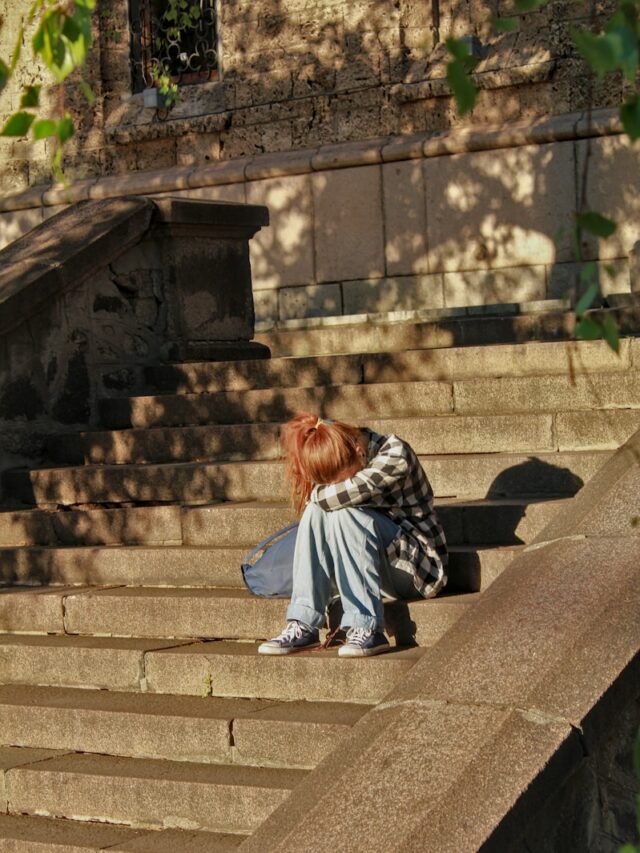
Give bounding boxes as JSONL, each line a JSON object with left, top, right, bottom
{"left": 255, "top": 298, "right": 572, "bottom": 333}
{"left": 8, "top": 449, "right": 609, "bottom": 480}
{"left": 255, "top": 299, "right": 639, "bottom": 335}
{"left": 0, "top": 813, "right": 247, "bottom": 850}
{"left": 0, "top": 685, "right": 370, "bottom": 768}
{"left": 97, "top": 370, "right": 640, "bottom": 408}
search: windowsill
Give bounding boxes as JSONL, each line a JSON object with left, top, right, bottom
{"left": 105, "top": 77, "right": 231, "bottom": 143}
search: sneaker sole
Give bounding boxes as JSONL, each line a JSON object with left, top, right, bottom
{"left": 338, "top": 644, "right": 390, "bottom": 658}
{"left": 258, "top": 642, "right": 321, "bottom": 656}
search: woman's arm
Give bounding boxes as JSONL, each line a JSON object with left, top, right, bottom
{"left": 309, "top": 434, "right": 409, "bottom": 511}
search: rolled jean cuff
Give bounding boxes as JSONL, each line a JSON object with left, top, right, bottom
{"left": 340, "top": 611, "right": 382, "bottom": 631}
{"left": 286, "top": 601, "right": 326, "bottom": 629}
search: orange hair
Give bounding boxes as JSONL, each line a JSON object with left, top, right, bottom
{"left": 280, "top": 412, "right": 362, "bottom": 515}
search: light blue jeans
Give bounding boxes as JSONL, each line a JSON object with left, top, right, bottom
{"left": 286, "top": 502, "right": 417, "bottom": 632}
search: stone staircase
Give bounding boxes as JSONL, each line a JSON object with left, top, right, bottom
{"left": 0, "top": 316, "right": 638, "bottom": 850}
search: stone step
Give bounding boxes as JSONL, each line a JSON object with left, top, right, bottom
{"left": 0, "top": 813, "right": 244, "bottom": 853}
{"left": 181, "top": 496, "right": 567, "bottom": 548}
{"left": 0, "top": 685, "right": 367, "bottom": 769}
{"left": 0, "top": 583, "right": 475, "bottom": 645}
{"left": 0, "top": 544, "right": 519, "bottom": 593}
{"left": 254, "top": 308, "right": 639, "bottom": 358}
{"left": 143, "top": 337, "right": 635, "bottom": 394}
{"left": 3, "top": 749, "right": 304, "bottom": 834}
{"left": 46, "top": 408, "right": 640, "bottom": 466}
{"left": 0, "top": 494, "right": 565, "bottom": 548}
{"left": 56, "top": 587, "right": 477, "bottom": 647}
{"left": 0, "top": 505, "right": 184, "bottom": 548}
{"left": 144, "top": 641, "right": 425, "bottom": 704}
{"left": 3, "top": 450, "right": 607, "bottom": 507}
{"left": 96, "top": 371, "right": 640, "bottom": 430}
{"left": 0, "top": 635, "right": 423, "bottom": 703}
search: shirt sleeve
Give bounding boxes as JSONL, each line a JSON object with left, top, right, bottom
{"left": 310, "top": 434, "right": 409, "bottom": 511}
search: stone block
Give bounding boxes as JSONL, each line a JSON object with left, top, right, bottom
{"left": 342, "top": 274, "right": 444, "bottom": 314}
{"left": 6, "top": 752, "right": 298, "bottom": 833}
{"left": 183, "top": 504, "right": 294, "bottom": 547}
{"left": 247, "top": 174, "right": 315, "bottom": 289}
{"left": 555, "top": 410, "right": 640, "bottom": 452}
{"left": 0, "top": 814, "right": 151, "bottom": 851}
{"left": 254, "top": 289, "right": 278, "bottom": 324}
{"left": 108, "top": 826, "right": 244, "bottom": 852}
{"left": 0, "top": 586, "right": 73, "bottom": 633}
{"left": 425, "top": 141, "right": 576, "bottom": 273}
{"left": 279, "top": 283, "right": 342, "bottom": 320}
{"left": 0, "top": 686, "right": 272, "bottom": 765}
{"left": 246, "top": 150, "right": 314, "bottom": 181}
{"left": 382, "top": 160, "right": 429, "bottom": 276}
{"left": 443, "top": 265, "right": 547, "bottom": 307}
{"left": 0, "top": 635, "right": 193, "bottom": 691}
{"left": 144, "top": 641, "right": 423, "bottom": 703}
{"left": 453, "top": 372, "right": 640, "bottom": 416}
{"left": 576, "top": 135, "right": 640, "bottom": 261}
{"left": 0, "top": 545, "right": 245, "bottom": 589}
{"left": 171, "top": 183, "right": 247, "bottom": 204}
{"left": 175, "top": 133, "right": 221, "bottom": 167}
{"left": 0, "top": 208, "right": 44, "bottom": 251}
{"left": 547, "top": 258, "right": 630, "bottom": 301}
{"left": 312, "top": 165, "right": 385, "bottom": 283}
{"left": 231, "top": 701, "right": 365, "bottom": 770}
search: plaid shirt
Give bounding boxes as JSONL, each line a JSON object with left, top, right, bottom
{"left": 309, "top": 429, "right": 448, "bottom": 598}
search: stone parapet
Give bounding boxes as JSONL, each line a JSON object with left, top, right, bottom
{"left": 1, "top": 108, "right": 636, "bottom": 326}
{"left": 0, "top": 108, "right": 622, "bottom": 215}
{"left": 0, "top": 197, "right": 269, "bottom": 483}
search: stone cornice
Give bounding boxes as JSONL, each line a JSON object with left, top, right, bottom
{"left": 0, "top": 107, "right": 622, "bottom": 214}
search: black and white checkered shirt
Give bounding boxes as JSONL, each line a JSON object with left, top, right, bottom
{"left": 309, "top": 429, "right": 448, "bottom": 598}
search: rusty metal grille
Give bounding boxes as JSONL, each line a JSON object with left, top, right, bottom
{"left": 129, "top": 0, "right": 219, "bottom": 93}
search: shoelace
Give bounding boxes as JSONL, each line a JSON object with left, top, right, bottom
{"left": 275, "top": 621, "right": 306, "bottom": 642}
{"left": 346, "top": 627, "right": 373, "bottom": 646}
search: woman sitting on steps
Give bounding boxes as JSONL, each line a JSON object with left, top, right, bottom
{"left": 258, "top": 412, "right": 448, "bottom": 658}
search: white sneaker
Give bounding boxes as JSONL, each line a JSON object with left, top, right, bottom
{"left": 338, "top": 627, "right": 390, "bottom": 657}
{"left": 258, "top": 621, "right": 320, "bottom": 655}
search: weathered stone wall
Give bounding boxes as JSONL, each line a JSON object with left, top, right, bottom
{"left": 3, "top": 114, "right": 637, "bottom": 324}
{"left": 0, "top": 0, "right": 620, "bottom": 193}
{"left": 0, "top": 198, "right": 268, "bottom": 491}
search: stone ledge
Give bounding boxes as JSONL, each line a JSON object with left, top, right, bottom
{"left": 391, "top": 60, "right": 557, "bottom": 103}
{"left": 0, "top": 107, "right": 622, "bottom": 214}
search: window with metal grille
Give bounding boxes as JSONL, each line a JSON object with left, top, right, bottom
{"left": 129, "top": 0, "right": 219, "bottom": 93}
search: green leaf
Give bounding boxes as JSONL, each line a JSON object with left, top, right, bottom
{"left": 633, "top": 727, "right": 640, "bottom": 778}
{"left": 10, "top": 25, "right": 24, "bottom": 71}
{"left": 575, "top": 315, "right": 603, "bottom": 340}
{"left": 447, "top": 59, "right": 477, "bottom": 115}
{"left": 62, "top": 16, "right": 82, "bottom": 42}
{"left": 0, "top": 58, "right": 9, "bottom": 93}
{"left": 605, "top": 24, "right": 639, "bottom": 80}
{"left": 491, "top": 16, "right": 520, "bottom": 32}
{"left": 445, "top": 37, "right": 469, "bottom": 63}
{"left": 0, "top": 111, "right": 35, "bottom": 137}
{"left": 579, "top": 261, "right": 597, "bottom": 284}
{"left": 79, "top": 78, "right": 96, "bottom": 104}
{"left": 32, "top": 118, "right": 58, "bottom": 139}
{"left": 621, "top": 93, "right": 640, "bottom": 140}
{"left": 56, "top": 114, "right": 74, "bottom": 143}
{"left": 576, "top": 211, "right": 617, "bottom": 238}
{"left": 20, "top": 84, "right": 41, "bottom": 108}
{"left": 575, "top": 280, "right": 599, "bottom": 315}
{"left": 601, "top": 312, "right": 620, "bottom": 353}
{"left": 572, "top": 28, "right": 618, "bottom": 79}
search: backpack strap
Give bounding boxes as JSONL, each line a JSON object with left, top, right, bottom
{"left": 243, "top": 522, "right": 299, "bottom": 566}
